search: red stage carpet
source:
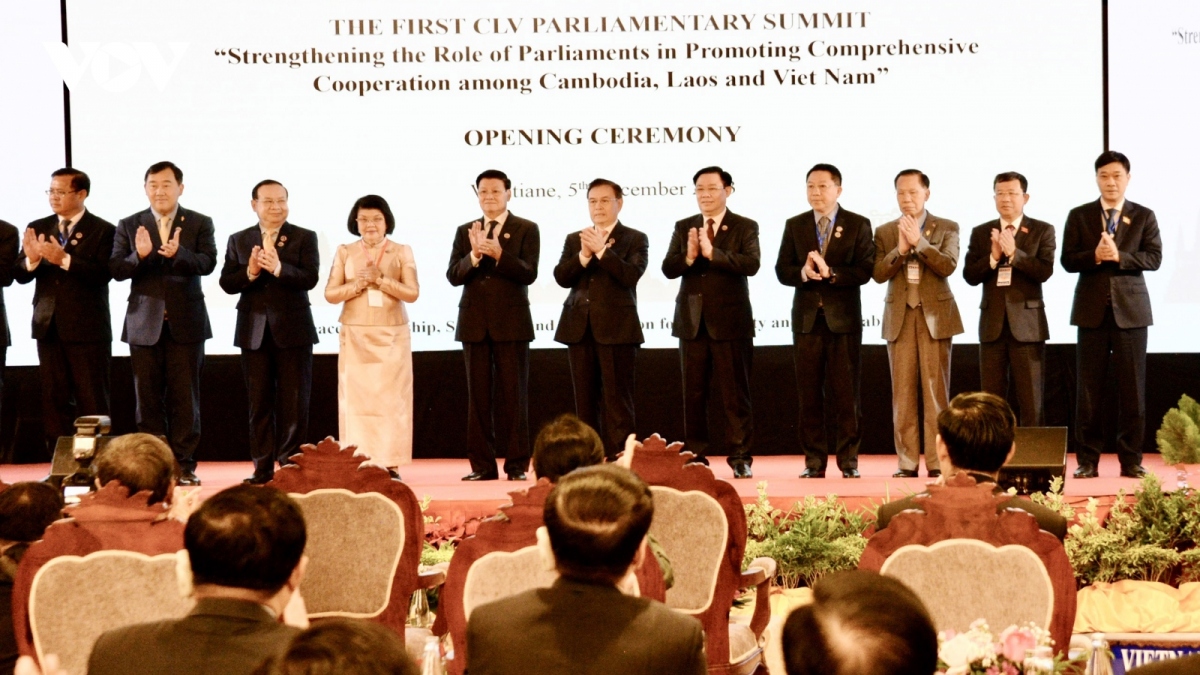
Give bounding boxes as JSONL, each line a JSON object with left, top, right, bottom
{"left": 0, "top": 454, "right": 1168, "bottom": 527}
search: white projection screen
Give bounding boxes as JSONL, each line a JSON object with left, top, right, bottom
{"left": 44, "top": 0, "right": 1108, "bottom": 363}
{"left": 1108, "top": 1, "right": 1200, "bottom": 353}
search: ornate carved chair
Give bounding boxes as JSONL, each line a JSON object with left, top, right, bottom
{"left": 628, "top": 434, "right": 776, "bottom": 675}
{"left": 432, "top": 480, "right": 668, "bottom": 675}
{"left": 267, "top": 437, "right": 444, "bottom": 634}
{"left": 859, "top": 472, "right": 1077, "bottom": 654}
{"left": 28, "top": 550, "right": 191, "bottom": 675}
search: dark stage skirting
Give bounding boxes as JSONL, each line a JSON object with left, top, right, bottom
{"left": 0, "top": 453, "right": 1162, "bottom": 527}
{"left": 1, "top": 345, "right": 1198, "bottom": 465}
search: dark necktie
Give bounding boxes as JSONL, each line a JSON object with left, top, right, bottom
{"left": 1003, "top": 224, "right": 1015, "bottom": 264}
{"left": 817, "top": 216, "right": 831, "bottom": 254}
{"left": 487, "top": 220, "right": 498, "bottom": 239}
{"left": 705, "top": 218, "right": 715, "bottom": 242}
{"left": 58, "top": 219, "right": 69, "bottom": 245}
{"left": 1106, "top": 208, "right": 1118, "bottom": 235}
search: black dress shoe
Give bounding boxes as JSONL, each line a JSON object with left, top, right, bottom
{"left": 842, "top": 469, "right": 861, "bottom": 479}
{"left": 927, "top": 469, "right": 941, "bottom": 478}
{"left": 731, "top": 464, "right": 753, "bottom": 479}
{"left": 462, "top": 471, "right": 499, "bottom": 481}
{"left": 386, "top": 468, "right": 401, "bottom": 480}
{"left": 242, "top": 475, "right": 272, "bottom": 485}
{"left": 1073, "top": 465, "right": 1099, "bottom": 479}
{"left": 178, "top": 471, "right": 201, "bottom": 487}
{"left": 799, "top": 468, "right": 825, "bottom": 478}
{"left": 1120, "top": 465, "right": 1147, "bottom": 478}
{"left": 507, "top": 471, "right": 527, "bottom": 481}
{"left": 893, "top": 469, "right": 918, "bottom": 478}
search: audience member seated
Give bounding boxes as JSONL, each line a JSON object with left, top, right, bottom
{"left": 532, "top": 413, "right": 606, "bottom": 483}
{"left": 875, "top": 392, "right": 1067, "bottom": 541}
{"left": 782, "top": 570, "right": 938, "bottom": 675}
{"left": 466, "top": 464, "right": 705, "bottom": 675}
{"left": 1128, "top": 653, "right": 1200, "bottom": 674}
{"left": 87, "top": 485, "right": 307, "bottom": 675}
{"left": 12, "top": 433, "right": 187, "bottom": 658}
{"left": 0, "top": 484, "right": 65, "bottom": 675}
{"left": 252, "top": 618, "right": 418, "bottom": 675}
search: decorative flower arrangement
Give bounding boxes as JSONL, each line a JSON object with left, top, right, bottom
{"left": 937, "top": 621, "right": 1074, "bottom": 675}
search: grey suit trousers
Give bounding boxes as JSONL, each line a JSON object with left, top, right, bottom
{"left": 886, "top": 305, "right": 951, "bottom": 472}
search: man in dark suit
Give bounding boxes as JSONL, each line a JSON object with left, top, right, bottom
{"left": 662, "top": 167, "right": 760, "bottom": 478}
{"left": 111, "top": 162, "right": 216, "bottom": 486}
{"left": 14, "top": 168, "right": 115, "bottom": 452}
{"left": 467, "top": 464, "right": 706, "bottom": 675}
{"left": 0, "top": 219, "right": 17, "bottom": 430}
{"left": 963, "top": 172, "right": 1056, "bottom": 427}
{"left": 218, "top": 180, "right": 319, "bottom": 484}
{"left": 87, "top": 485, "right": 305, "bottom": 675}
{"left": 875, "top": 392, "right": 1067, "bottom": 541}
{"left": 1062, "top": 151, "right": 1162, "bottom": 479}
{"left": 553, "top": 178, "right": 649, "bottom": 460}
{"left": 776, "top": 164, "right": 874, "bottom": 479}
{"left": 447, "top": 169, "right": 540, "bottom": 481}
{"left": 874, "top": 169, "right": 964, "bottom": 478}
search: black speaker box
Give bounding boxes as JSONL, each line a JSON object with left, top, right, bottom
{"left": 47, "top": 435, "right": 116, "bottom": 488}
{"left": 997, "top": 426, "right": 1068, "bottom": 495}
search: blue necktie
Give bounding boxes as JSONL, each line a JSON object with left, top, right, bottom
{"left": 1106, "top": 208, "right": 1118, "bottom": 236}
{"left": 816, "top": 216, "right": 830, "bottom": 254}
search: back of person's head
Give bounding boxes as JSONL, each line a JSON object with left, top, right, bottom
{"left": 95, "top": 433, "right": 179, "bottom": 505}
{"left": 185, "top": 485, "right": 306, "bottom": 593}
{"left": 543, "top": 464, "right": 653, "bottom": 585}
{"left": 783, "top": 570, "right": 938, "bottom": 675}
{"left": 936, "top": 392, "right": 1017, "bottom": 473}
{"left": 532, "top": 413, "right": 605, "bottom": 483}
{"left": 0, "top": 482, "right": 65, "bottom": 543}
{"left": 252, "top": 619, "right": 418, "bottom": 675}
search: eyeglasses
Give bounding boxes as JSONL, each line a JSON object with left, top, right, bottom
{"left": 695, "top": 187, "right": 726, "bottom": 195}
{"left": 257, "top": 199, "right": 288, "bottom": 207}
{"left": 356, "top": 216, "right": 386, "bottom": 225}
{"left": 45, "top": 189, "right": 77, "bottom": 197}
{"left": 588, "top": 198, "right": 618, "bottom": 206}
{"left": 994, "top": 191, "right": 1024, "bottom": 198}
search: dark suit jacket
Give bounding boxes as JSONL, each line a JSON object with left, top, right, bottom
{"left": 775, "top": 207, "right": 874, "bottom": 334}
{"left": 446, "top": 213, "right": 540, "bottom": 343}
{"left": 553, "top": 222, "right": 648, "bottom": 345}
{"left": 0, "top": 220, "right": 18, "bottom": 347}
{"left": 962, "top": 216, "right": 1055, "bottom": 342}
{"left": 1061, "top": 199, "right": 1162, "bottom": 329}
{"left": 13, "top": 211, "right": 115, "bottom": 342}
{"left": 467, "top": 578, "right": 706, "bottom": 675}
{"left": 87, "top": 597, "right": 300, "bottom": 675}
{"left": 218, "top": 223, "right": 319, "bottom": 350}
{"left": 661, "top": 211, "right": 760, "bottom": 340}
{"left": 873, "top": 212, "right": 964, "bottom": 341}
{"left": 875, "top": 472, "right": 1067, "bottom": 541}
{"left": 112, "top": 206, "right": 217, "bottom": 345}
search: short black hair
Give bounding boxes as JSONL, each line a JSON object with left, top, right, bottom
{"left": 936, "top": 392, "right": 1017, "bottom": 474}
{"left": 0, "top": 482, "right": 64, "bottom": 542}
{"left": 252, "top": 179, "right": 288, "bottom": 200}
{"left": 783, "top": 570, "right": 938, "bottom": 675}
{"left": 532, "top": 414, "right": 606, "bottom": 483}
{"left": 807, "top": 164, "right": 842, "bottom": 186}
{"left": 95, "top": 433, "right": 179, "bottom": 505}
{"left": 543, "top": 464, "right": 653, "bottom": 585}
{"left": 144, "top": 161, "right": 183, "bottom": 183}
{"left": 253, "top": 619, "right": 419, "bottom": 675}
{"left": 185, "top": 485, "right": 306, "bottom": 593}
{"left": 693, "top": 166, "right": 733, "bottom": 187}
{"left": 1095, "top": 150, "right": 1131, "bottom": 173}
{"left": 894, "top": 169, "right": 929, "bottom": 189}
{"left": 993, "top": 171, "right": 1028, "bottom": 193}
{"left": 476, "top": 169, "right": 511, "bottom": 190}
{"left": 587, "top": 178, "right": 624, "bottom": 199}
{"left": 51, "top": 168, "right": 90, "bottom": 195}
{"left": 347, "top": 194, "right": 396, "bottom": 236}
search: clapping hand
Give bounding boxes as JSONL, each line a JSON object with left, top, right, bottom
{"left": 999, "top": 228, "right": 1016, "bottom": 258}
{"left": 468, "top": 221, "right": 485, "bottom": 258}
{"left": 356, "top": 264, "right": 382, "bottom": 286}
{"left": 135, "top": 226, "right": 154, "bottom": 259}
{"left": 989, "top": 229, "right": 1004, "bottom": 261}
{"left": 897, "top": 215, "right": 920, "bottom": 254}
{"left": 685, "top": 227, "right": 700, "bottom": 261}
{"left": 580, "top": 227, "right": 604, "bottom": 258}
{"left": 22, "top": 228, "right": 42, "bottom": 264}
{"left": 808, "top": 251, "right": 830, "bottom": 278}
{"left": 39, "top": 235, "right": 66, "bottom": 266}
{"left": 1096, "top": 232, "right": 1120, "bottom": 263}
{"left": 248, "top": 245, "right": 263, "bottom": 276}
{"left": 158, "top": 229, "right": 181, "bottom": 259}
{"left": 698, "top": 227, "right": 714, "bottom": 259}
{"left": 257, "top": 243, "right": 280, "bottom": 273}
{"left": 478, "top": 236, "right": 502, "bottom": 260}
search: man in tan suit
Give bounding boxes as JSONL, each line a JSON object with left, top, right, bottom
{"left": 873, "top": 169, "right": 964, "bottom": 477}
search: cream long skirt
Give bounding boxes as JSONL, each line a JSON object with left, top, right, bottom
{"left": 337, "top": 323, "right": 413, "bottom": 467}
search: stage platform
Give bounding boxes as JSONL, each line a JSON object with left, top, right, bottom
{"left": 0, "top": 454, "right": 1167, "bottom": 530}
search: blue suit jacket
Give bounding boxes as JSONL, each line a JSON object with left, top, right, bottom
{"left": 111, "top": 206, "right": 217, "bottom": 345}
{"left": 218, "top": 222, "right": 319, "bottom": 350}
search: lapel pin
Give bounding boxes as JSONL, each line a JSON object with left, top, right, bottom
{"left": 834, "top": 232, "right": 842, "bottom": 238}
{"left": 721, "top": 225, "right": 728, "bottom": 231}
{"left": 835, "top": 226, "right": 843, "bottom": 233}
{"left": 924, "top": 230, "right": 931, "bottom": 237}
{"left": 280, "top": 235, "right": 288, "bottom": 243}
{"left": 1020, "top": 226, "right": 1029, "bottom": 233}
{"left": 1122, "top": 216, "right": 1131, "bottom": 225}
{"left": 277, "top": 241, "right": 285, "bottom": 248}
{"left": 607, "top": 238, "right": 615, "bottom": 247}
{"left": 504, "top": 232, "right": 511, "bottom": 239}
{"left": 180, "top": 215, "right": 185, "bottom": 222}
{"left": 74, "top": 232, "right": 82, "bottom": 240}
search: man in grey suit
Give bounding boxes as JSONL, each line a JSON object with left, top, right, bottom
{"left": 962, "top": 172, "right": 1055, "bottom": 426}
{"left": 87, "top": 485, "right": 306, "bottom": 675}
{"left": 874, "top": 169, "right": 964, "bottom": 478}
{"left": 1062, "top": 151, "right": 1161, "bottom": 479}
{"left": 467, "top": 464, "right": 706, "bottom": 675}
